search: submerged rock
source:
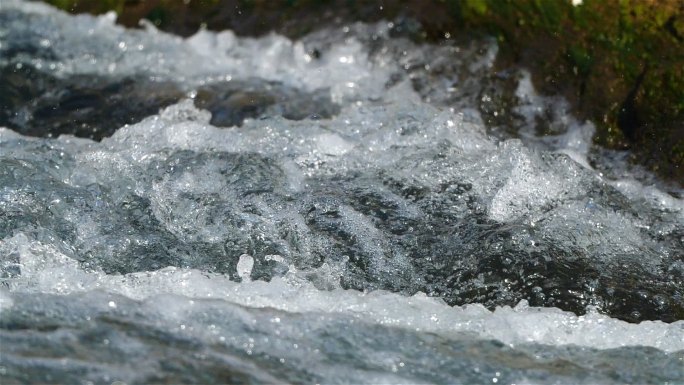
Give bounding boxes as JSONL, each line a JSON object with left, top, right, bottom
{"left": 0, "top": 64, "right": 183, "bottom": 139}
{"left": 0, "top": 65, "right": 339, "bottom": 139}
{"left": 194, "top": 81, "right": 339, "bottom": 128}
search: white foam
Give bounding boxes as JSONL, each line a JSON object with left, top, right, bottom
{"left": 514, "top": 70, "right": 596, "bottom": 162}
{"left": 488, "top": 141, "right": 566, "bottom": 222}
{"left": 236, "top": 254, "right": 254, "bottom": 282}
{"left": 0, "top": 0, "right": 391, "bottom": 101}
{"left": 2, "top": 233, "right": 682, "bottom": 352}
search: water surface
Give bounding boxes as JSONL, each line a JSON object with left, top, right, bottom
{"left": 0, "top": 1, "right": 682, "bottom": 383}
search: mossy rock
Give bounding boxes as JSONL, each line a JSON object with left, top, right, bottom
{"left": 457, "top": 0, "right": 683, "bottom": 182}
{"left": 45, "top": 0, "right": 684, "bottom": 183}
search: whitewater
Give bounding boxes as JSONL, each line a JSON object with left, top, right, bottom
{"left": 0, "top": 1, "right": 682, "bottom": 383}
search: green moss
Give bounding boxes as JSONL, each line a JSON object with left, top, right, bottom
{"left": 145, "top": 6, "right": 166, "bottom": 27}
{"left": 567, "top": 45, "right": 592, "bottom": 77}
{"left": 439, "top": 0, "right": 683, "bottom": 180}
{"left": 462, "top": 0, "right": 488, "bottom": 17}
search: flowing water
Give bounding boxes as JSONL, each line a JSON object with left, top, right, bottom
{"left": 0, "top": 1, "right": 683, "bottom": 384}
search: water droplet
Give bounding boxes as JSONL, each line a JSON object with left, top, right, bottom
{"left": 237, "top": 254, "right": 254, "bottom": 282}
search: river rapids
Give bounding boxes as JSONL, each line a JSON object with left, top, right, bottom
{"left": 0, "top": 1, "right": 683, "bottom": 384}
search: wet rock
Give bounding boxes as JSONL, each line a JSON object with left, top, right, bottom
{"left": 0, "top": 65, "right": 184, "bottom": 140}
{"left": 0, "top": 66, "right": 339, "bottom": 139}
{"left": 194, "top": 81, "right": 339, "bottom": 128}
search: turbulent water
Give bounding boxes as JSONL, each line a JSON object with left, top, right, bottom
{"left": 1, "top": 1, "right": 683, "bottom": 383}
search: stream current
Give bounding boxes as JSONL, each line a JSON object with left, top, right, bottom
{"left": 0, "top": 1, "right": 683, "bottom": 383}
